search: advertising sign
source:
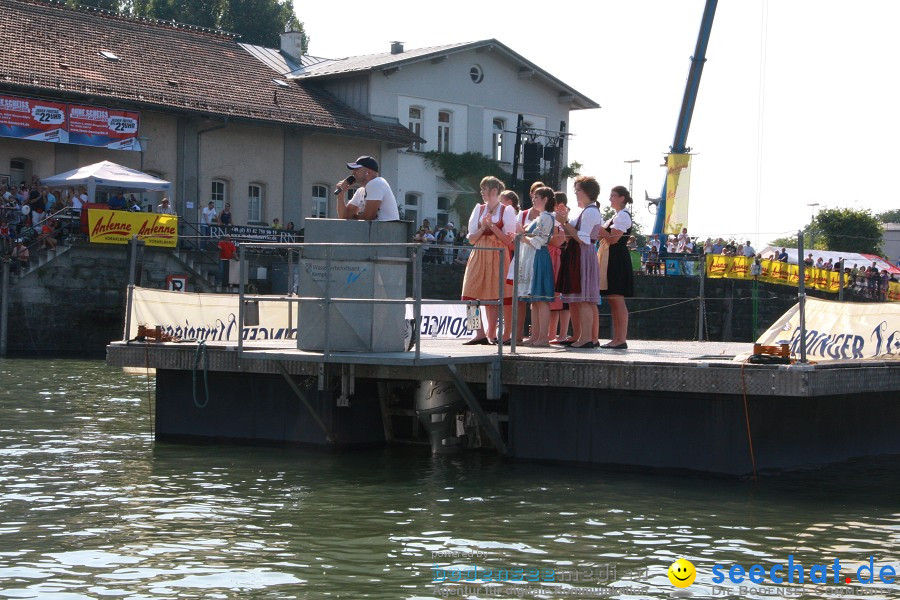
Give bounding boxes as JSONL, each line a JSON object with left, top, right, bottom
{"left": 0, "top": 95, "right": 68, "bottom": 143}
{"left": 67, "top": 105, "right": 141, "bottom": 150}
{"left": 88, "top": 209, "right": 177, "bottom": 248}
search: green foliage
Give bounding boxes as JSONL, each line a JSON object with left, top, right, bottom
{"left": 768, "top": 233, "right": 801, "bottom": 249}
{"left": 561, "top": 160, "right": 582, "bottom": 181}
{"left": 114, "top": 0, "right": 307, "bottom": 47}
{"left": 876, "top": 208, "right": 900, "bottom": 224}
{"left": 811, "top": 207, "right": 883, "bottom": 255}
{"left": 424, "top": 151, "right": 510, "bottom": 219}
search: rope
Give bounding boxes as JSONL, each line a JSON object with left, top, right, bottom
{"left": 192, "top": 340, "right": 210, "bottom": 409}
{"left": 626, "top": 298, "right": 699, "bottom": 314}
{"left": 740, "top": 361, "right": 759, "bottom": 481}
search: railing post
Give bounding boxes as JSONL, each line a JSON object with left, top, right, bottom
{"left": 797, "top": 231, "right": 807, "bottom": 363}
{"left": 510, "top": 234, "right": 520, "bottom": 353}
{"left": 497, "top": 246, "right": 504, "bottom": 357}
{"left": 238, "top": 243, "right": 245, "bottom": 354}
{"left": 1, "top": 259, "right": 9, "bottom": 357}
{"left": 413, "top": 245, "right": 422, "bottom": 362}
{"left": 698, "top": 254, "right": 706, "bottom": 341}
{"left": 123, "top": 236, "right": 140, "bottom": 341}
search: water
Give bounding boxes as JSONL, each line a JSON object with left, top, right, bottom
{"left": 1, "top": 359, "right": 899, "bottom": 599}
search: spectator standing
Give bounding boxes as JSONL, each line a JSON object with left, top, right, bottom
{"left": 157, "top": 197, "right": 175, "bottom": 215}
{"left": 742, "top": 241, "right": 755, "bottom": 257}
{"left": 597, "top": 185, "right": 634, "bottom": 350}
{"left": 676, "top": 228, "right": 689, "bottom": 253}
{"left": 804, "top": 253, "right": 814, "bottom": 267}
{"left": 712, "top": 238, "right": 724, "bottom": 254}
{"left": 217, "top": 234, "right": 237, "bottom": 289}
{"left": 778, "top": 247, "right": 789, "bottom": 262}
{"left": 219, "top": 203, "right": 233, "bottom": 226}
{"left": 271, "top": 218, "right": 282, "bottom": 230}
{"left": 200, "top": 201, "right": 217, "bottom": 242}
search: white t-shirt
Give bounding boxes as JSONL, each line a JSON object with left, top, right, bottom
{"left": 363, "top": 176, "right": 399, "bottom": 221}
{"left": 347, "top": 188, "right": 366, "bottom": 213}
{"left": 201, "top": 206, "right": 217, "bottom": 225}
{"left": 743, "top": 245, "right": 755, "bottom": 257}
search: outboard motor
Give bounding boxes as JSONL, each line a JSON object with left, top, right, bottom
{"left": 414, "top": 381, "right": 464, "bottom": 454}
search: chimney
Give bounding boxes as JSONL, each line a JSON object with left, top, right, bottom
{"left": 390, "top": 41, "right": 404, "bottom": 55}
{"left": 280, "top": 22, "right": 305, "bottom": 63}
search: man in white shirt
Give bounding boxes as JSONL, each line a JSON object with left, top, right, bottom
{"left": 157, "top": 197, "right": 176, "bottom": 215}
{"left": 676, "top": 227, "right": 689, "bottom": 253}
{"left": 335, "top": 156, "right": 399, "bottom": 221}
{"left": 742, "top": 240, "right": 755, "bottom": 257}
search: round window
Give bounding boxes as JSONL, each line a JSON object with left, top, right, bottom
{"left": 469, "top": 65, "right": 484, "bottom": 84}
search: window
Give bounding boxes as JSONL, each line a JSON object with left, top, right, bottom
{"left": 248, "top": 184, "right": 263, "bottom": 223}
{"left": 437, "top": 197, "right": 450, "bottom": 227}
{"left": 311, "top": 184, "right": 328, "bottom": 218}
{"left": 9, "top": 158, "right": 30, "bottom": 188}
{"left": 408, "top": 107, "right": 423, "bottom": 151}
{"left": 492, "top": 119, "right": 505, "bottom": 161}
{"left": 403, "top": 193, "right": 419, "bottom": 226}
{"left": 437, "top": 111, "right": 451, "bottom": 152}
{"left": 469, "top": 64, "right": 484, "bottom": 84}
{"left": 211, "top": 179, "right": 227, "bottom": 212}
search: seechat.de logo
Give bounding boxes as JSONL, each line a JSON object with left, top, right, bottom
{"left": 668, "top": 558, "right": 697, "bottom": 588}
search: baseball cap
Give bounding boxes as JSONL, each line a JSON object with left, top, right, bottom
{"left": 347, "top": 156, "right": 379, "bottom": 171}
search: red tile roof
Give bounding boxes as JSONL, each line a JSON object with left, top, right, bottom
{"left": 0, "top": 0, "right": 417, "bottom": 144}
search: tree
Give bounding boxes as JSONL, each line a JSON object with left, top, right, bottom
{"left": 123, "top": 0, "right": 308, "bottom": 48}
{"left": 811, "top": 207, "right": 883, "bottom": 255}
{"left": 877, "top": 208, "right": 900, "bottom": 224}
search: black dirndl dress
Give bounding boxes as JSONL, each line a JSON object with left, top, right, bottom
{"left": 600, "top": 215, "right": 634, "bottom": 297}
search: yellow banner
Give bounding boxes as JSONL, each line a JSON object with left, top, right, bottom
{"left": 664, "top": 153, "right": 691, "bottom": 235}
{"left": 889, "top": 281, "right": 900, "bottom": 302}
{"left": 756, "top": 297, "right": 900, "bottom": 361}
{"left": 705, "top": 255, "right": 852, "bottom": 294}
{"left": 88, "top": 209, "right": 178, "bottom": 248}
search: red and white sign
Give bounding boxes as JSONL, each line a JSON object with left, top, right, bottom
{"left": 0, "top": 95, "right": 68, "bottom": 142}
{"left": 67, "top": 104, "right": 141, "bottom": 150}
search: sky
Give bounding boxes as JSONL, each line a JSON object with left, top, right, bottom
{"left": 293, "top": 1, "right": 899, "bottom": 248}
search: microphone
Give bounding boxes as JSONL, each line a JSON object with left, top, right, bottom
{"left": 334, "top": 175, "right": 356, "bottom": 196}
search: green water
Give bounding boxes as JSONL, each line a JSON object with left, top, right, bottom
{"left": 0, "top": 358, "right": 898, "bottom": 599}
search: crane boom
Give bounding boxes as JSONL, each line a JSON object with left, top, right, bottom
{"left": 652, "top": 0, "right": 718, "bottom": 235}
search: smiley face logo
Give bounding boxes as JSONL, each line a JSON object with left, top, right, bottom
{"left": 668, "top": 558, "right": 696, "bottom": 588}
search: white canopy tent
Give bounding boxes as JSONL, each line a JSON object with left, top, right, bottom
{"left": 41, "top": 160, "right": 171, "bottom": 203}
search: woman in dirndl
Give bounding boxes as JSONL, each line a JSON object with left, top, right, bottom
{"left": 518, "top": 186, "right": 556, "bottom": 347}
{"left": 548, "top": 191, "right": 570, "bottom": 342}
{"left": 461, "top": 176, "right": 516, "bottom": 344}
{"left": 597, "top": 185, "right": 635, "bottom": 349}
{"left": 555, "top": 175, "right": 603, "bottom": 349}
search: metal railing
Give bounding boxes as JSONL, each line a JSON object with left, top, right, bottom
{"left": 234, "top": 241, "right": 509, "bottom": 364}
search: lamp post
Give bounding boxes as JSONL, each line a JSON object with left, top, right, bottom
{"left": 624, "top": 159, "right": 640, "bottom": 196}
{"left": 807, "top": 202, "right": 819, "bottom": 249}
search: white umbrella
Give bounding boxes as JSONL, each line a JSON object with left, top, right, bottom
{"left": 41, "top": 160, "right": 170, "bottom": 202}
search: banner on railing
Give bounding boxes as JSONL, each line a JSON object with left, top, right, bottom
{"left": 664, "top": 153, "right": 691, "bottom": 235}
{"left": 88, "top": 209, "right": 177, "bottom": 247}
{"left": 705, "top": 255, "right": 854, "bottom": 294}
{"left": 129, "top": 287, "right": 475, "bottom": 343}
{"left": 756, "top": 297, "right": 900, "bottom": 361}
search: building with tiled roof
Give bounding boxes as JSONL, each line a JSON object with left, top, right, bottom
{"left": 0, "top": 0, "right": 418, "bottom": 228}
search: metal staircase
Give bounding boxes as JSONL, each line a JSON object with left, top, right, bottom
{"left": 169, "top": 249, "right": 217, "bottom": 292}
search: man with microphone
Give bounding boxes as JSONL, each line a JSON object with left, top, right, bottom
{"left": 335, "top": 156, "right": 399, "bottom": 221}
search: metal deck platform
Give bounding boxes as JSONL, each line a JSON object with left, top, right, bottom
{"left": 107, "top": 338, "right": 900, "bottom": 398}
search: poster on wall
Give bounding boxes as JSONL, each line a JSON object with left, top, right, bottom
{"left": 67, "top": 104, "right": 141, "bottom": 150}
{"left": 0, "top": 95, "right": 68, "bottom": 143}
